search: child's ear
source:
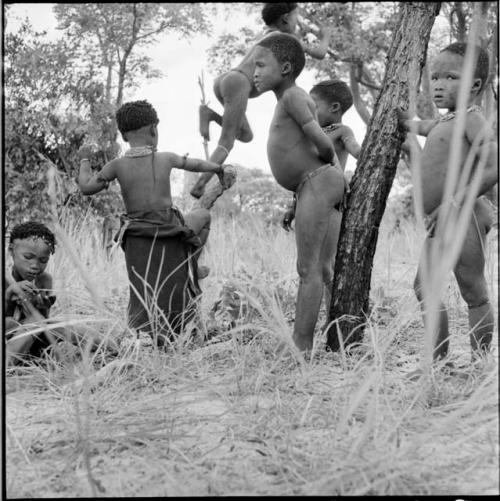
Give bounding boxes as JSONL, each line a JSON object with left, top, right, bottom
{"left": 330, "top": 102, "right": 341, "bottom": 113}
{"left": 471, "top": 78, "right": 482, "bottom": 92}
{"left": 282, "top": 61, "right": 292, "bottom": 76}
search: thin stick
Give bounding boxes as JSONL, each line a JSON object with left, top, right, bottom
{"left": 198, "top": 70, "right": 211, "bottom": 161}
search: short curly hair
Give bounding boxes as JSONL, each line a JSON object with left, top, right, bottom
{"left": 115, "top": 100, "right": 159, "bottom": 135}
{"left": 9, "top": 221, "right": 56, "bottom": 254}
{"left": 441, "top": 42, "right": 490, "bottom": 92}
{"left": 261, "top": 3, "right": 298, "bottom": 26}
{"left": 256, "top": 32, "right": 305, "bottom": 79}
{"left": 310, "top": 80, "right": 354, "bottom": 114}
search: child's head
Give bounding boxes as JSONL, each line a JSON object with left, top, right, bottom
{"left": 261, "top": 3, "right": 298, "bottom": 34}
{"left": 254, "top": 32, "right": 305, "bottom": 93}
{"left": 310, "top": 80, "right": 354, "bottom": 126}
{"left": 116, "top": 100, "right": 159, "bottom": 145}
{"left": 431, "top": 42, "right": 489, "bottom": 109}
{"left": 8, "top": 221, "right": 56, "bottom": 280}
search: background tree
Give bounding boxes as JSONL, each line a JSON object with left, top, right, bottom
{"left": 325, "top": 2, "right": 441, "bottom": 351}
{"left": 4, "top": 3, "right": 211, "bottom": 228}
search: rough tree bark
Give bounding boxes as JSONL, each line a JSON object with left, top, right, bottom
{"left": 326, "top": 2, "right": 441, "bottom": 351}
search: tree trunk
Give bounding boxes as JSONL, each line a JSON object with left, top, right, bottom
{"left": 326, "top": 2, "right": 441, "bottom": 351}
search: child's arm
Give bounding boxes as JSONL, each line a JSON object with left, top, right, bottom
{"left": 463, "top": 112, "right": 498, "bottom": 196}
{"left": 341, "top": 126, "right": 362, "bottom": 159}
{"left": 77, "top": 146, "right": 117, "bottom": 195}
{"left": 172, "top": 154, "right": 235, "bottom": 189}
{"left": 301, "top": 26, "right": 332, "bottom": 60}
{"left": 284, "top": 90, "right": 334, "bottom": 164}
{"left": 397, "top": 108, "right": 438, "bottom": 137}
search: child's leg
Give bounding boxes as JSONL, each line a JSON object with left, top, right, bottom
{"left": 293, "top": 167, "right": 344, "bottom": 351}
{"left": 183, "top": 208, "right": 211, "bottom": 247}
{"left": 321, "top": 210, "right": 342, "bottom": 315}
{"left": 191, "top": 72, "right": 253, "bottom": 198}
{"left": 454, "top": 201, "right": 494, "bottom": 359}
{"left": 413, "top": 253, "right": 450, "bottom": 360}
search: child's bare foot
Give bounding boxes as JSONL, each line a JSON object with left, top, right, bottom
{"left": 199, "top": 104, "right": 213, "bottom": 141}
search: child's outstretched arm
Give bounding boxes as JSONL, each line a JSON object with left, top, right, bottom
{"left": 77, "top": 146, "right": 117, "bottom": 195}
{"left": 284, "top": 90, "right": 334, "bottom": 163}
{"left": 173, "top": 154, "right": 235, "bottom": 189}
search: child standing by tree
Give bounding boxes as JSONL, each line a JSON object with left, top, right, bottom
{"left": 253, "top": 32, "right": 346, "bottom": 352}
{"left": 78, "top": 100, "right": 235, "bottom": 343}
{"left": 191, "top": 2, "right": 332, "bottom": 199}
{"left": 398, "top": 42, "right": 498, "bottom": 364}
{"left": 282, "top": 79, "right": 362, "bottom": 230}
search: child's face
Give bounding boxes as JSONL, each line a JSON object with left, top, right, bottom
{"left": 310, "top": 92, "right": 334, "bottom": 127}
{"left": 10, "top": 237, "right": 51, "bottom": 281}
{"left": 253, "top": 47, "right": 285, "bottom": 93}
{"left": 430, "top": 51, "right": 480, "bottom": 110}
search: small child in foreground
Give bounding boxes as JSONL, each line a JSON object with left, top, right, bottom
{"left": 77, "top": 100, "right": 235, "bottom": 342}
{"left": 282, "top": 79, "right": 361, "bottom": 230}
{"left": 253, "top": 32, "right": 346, "bottom": 352}
{"left": 5, "top": 222, "right": 106, "bottom": 365}
{"left": 397, "top": 42, "right": 498, "bottom": 365}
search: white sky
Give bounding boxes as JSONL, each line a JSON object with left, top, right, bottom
{"left": 6, "top": 3, "right": 366, "bottom": 175}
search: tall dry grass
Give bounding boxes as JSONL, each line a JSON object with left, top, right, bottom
{"left": 5, "top": 201, "right": 498, "bottom": 496}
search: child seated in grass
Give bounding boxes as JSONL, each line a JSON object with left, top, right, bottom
{"left": 77, "top": 100, "right": 235, "bottom": 343}
{"left": 397, "top": 42, "right": 498, "bottom": 364}
{"left": 191, "top": 2, "right": 332, "bottom": 199}
{"left": 253, "top": 32, "right": 346, "bottom": 352}
{"left": 5, "top": 222, "right": 109, "bottom": 365}
{"left": 282, "top": 79, "right": 362, "bottom": 230}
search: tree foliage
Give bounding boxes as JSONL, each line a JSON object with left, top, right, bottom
{"left": 4, "top": 4, "right": 212, "bottom": 227}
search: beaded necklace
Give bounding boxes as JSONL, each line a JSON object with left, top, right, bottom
{"left": 322, "top": 123, "right": 343, "bottom": 133}
{"left": 439, "top": 105, "right": 482, "bottom": 122}
{"left": 124, "top": 145, "right": 156, "bottom": 157}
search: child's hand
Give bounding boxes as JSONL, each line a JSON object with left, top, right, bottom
{"left": 77, "top": 144, "right": 95, "bottom": 160}
{"left": 396, "top": 107, "right": 411, "bottom": 126}
{"left": 218, "top": 164, "right": 237, "bottom": 190}
{"left": 7, "top": 280, "right": 37, "bottom": 304}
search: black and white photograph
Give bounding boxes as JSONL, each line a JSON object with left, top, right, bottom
{"left": 3, "top": 2, "right": 498, "bottom": 497}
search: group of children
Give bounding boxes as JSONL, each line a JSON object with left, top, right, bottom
{"left": 5, "top": 3, "right": 497, "bottom": 370}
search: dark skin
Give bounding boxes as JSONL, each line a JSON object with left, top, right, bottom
{"left": 397, "top": 50, "right": 498, "bottom": 362}
{"left": 254, "top": 45, "right": 344, "bottom": 352}
{"left": 191, "top": 6, "right": 333, "bottom": 199}
{"left": 282, "top": 88, "right": 361, "bottom": 231}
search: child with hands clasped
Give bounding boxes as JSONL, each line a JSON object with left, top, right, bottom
{"left": 5, "top": 222, "right": 57, "bottom": 363}
{"left": 282, "top": 79, "right": 361, "bottom": 230}
{"left": 397, "top": 42, "right": 498, "bottom": 364}
{"left": 253, "top": 33, "right": 346, "bottom": 352}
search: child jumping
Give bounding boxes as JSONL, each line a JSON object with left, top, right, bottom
{"left": 191, "top": 2, "right": 332, "bottom": 199}
{"left": 78, "top": 100, "right": 235, "bottom": 343}
{"left": 398, "top": 42, "right": 498, "bottom": 363}
{"left": 253, "top": 32, "right": 346, "bottom": 352}
{"left": 283, "top": 79, "right": 362, "bottom": 230}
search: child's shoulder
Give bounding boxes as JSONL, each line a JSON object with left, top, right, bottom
{"left": 36, "top": 271, "right": 53, "bottom": 288}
